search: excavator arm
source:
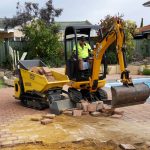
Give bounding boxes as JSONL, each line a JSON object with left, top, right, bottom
{"left": 90, "top": 20, "right": 131, "bottom": 91}
{"left": 89, "top": 20, "right": 150, "bottom": 107}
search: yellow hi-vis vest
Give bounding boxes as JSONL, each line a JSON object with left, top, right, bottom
{"left": 73, "top": 43, "right": 91, "bottom": 59}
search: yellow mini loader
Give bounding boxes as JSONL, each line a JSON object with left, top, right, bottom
{"left": 14, "top": 60, "right": 74, "bottom": 114}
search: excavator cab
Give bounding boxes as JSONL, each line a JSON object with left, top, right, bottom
{"left": 64, "top": 25, "right": 107, "bottom": 81}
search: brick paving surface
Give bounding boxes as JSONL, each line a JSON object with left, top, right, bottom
{"left": 0, "top": 74, "right": 149, "bottom": 148}
{"left": 0, "top": 88, "right": 48, "bottom": 124}
{"left": 0, "top": 88, "right": 48, "bottom": 148}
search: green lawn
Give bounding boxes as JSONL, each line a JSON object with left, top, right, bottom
{"left": 0, "top": 79, "right": 4, "bottom": 88}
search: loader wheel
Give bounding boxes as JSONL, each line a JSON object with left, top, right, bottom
{"left": 68, "top": 88, "right": 82, "bottom": 103}
{"left": 96, "top": 89, "right": 108, "bottom": 100}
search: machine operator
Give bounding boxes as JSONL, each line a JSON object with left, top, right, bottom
{"left": 73, "top": 36, "right": 92, "bottom": 70}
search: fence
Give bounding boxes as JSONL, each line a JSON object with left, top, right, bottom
{"left": 1, "top": 38, "right": 150, "bottom": 68}
{"left": 0, "top": 40, "right": 65, "bottom": 68}
{"left": 0, "top": 40, "right": 26, "bottom": 68}
{"left": 134, "top": 39, "right": 150, "bottom": 57}
{"left": 0, "top": 42, "right": 5, "bottom": 65}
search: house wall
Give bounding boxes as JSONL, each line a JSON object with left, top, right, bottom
{"left": 0, "top": 32, "right": 14, "bottom": 39}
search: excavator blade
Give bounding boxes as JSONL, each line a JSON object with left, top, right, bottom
{"left": 111, "top": 83, "right": 150, "bottom": 108}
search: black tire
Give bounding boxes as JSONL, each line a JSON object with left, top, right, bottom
{"left": 68, "top": 88, "right": 82, "bottom": 103}
{"left": 96, "top": 88, "right": 108, "bottom": 100}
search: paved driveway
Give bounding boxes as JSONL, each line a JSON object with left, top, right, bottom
{"left": 0, "top": 88, "right": 48, "bottom": 125}
{"left": 0, "top": 77, "right": 150, "bottom": 148}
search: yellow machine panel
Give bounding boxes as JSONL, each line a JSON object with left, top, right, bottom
{"left": 20, "top": 68, "right": 70, "bottom": 93}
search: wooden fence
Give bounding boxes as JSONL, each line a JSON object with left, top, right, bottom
{"left": 0, "top": 40, "right": 26, "bottom": 68}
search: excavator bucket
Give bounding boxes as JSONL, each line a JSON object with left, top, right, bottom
{"left": 111, "top": 83, "right": 150, "bottom": 108}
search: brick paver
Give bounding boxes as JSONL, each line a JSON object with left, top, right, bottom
{"left": 0, "top": 88, "right": 48, "bottom": 124}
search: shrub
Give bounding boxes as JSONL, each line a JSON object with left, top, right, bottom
{"left": 142, "top": 68, "right": 150, "bottom": 75}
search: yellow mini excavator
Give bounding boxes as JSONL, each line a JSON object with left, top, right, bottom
{"left": 14, "top": 19, "right": 150, "bottom": 114}
{"left": 64, "top": 19, "right": 149, "bottom": 108}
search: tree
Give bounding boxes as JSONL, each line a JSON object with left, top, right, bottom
{"left": 4, "top": 0, "right": 64, "bottom": 67}
{"left": 5, "top": 0, "right": 63, "bottom": 27}
{"left": 124, "top": 20, "right": 137, "bottom": 62}
{"left": 99, "top": 15, "right": 137, "bottom": 64}
{"left": 24, "top": 20, "right": 64, "bottom": 66}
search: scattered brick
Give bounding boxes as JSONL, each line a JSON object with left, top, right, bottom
{"left": 76, "top": 103, "right": 83, "bottom": 110}
{"left": 81, "top": 101, "right": 89, "bottom": 112}
{"left": 42, "top": 114, "right": 56, "bottom": 119}
{"left": 62, "top": 110, "right": 73, "bottom": 116}
{"left": 103, "top": 104, "right": 112, "bottom": 110}
{"left": 120, "top": 144, "right": 136, "bottom": 150}
{"left": 73, "top": 110, "right": 83, "bottom": 117}
{"left": 87, "top": 103, "right": 97, "bottom": 112}
{"left": 30, "top": 117, "right": 42, "bottom": 121}
{"left": 41, "top": 119, "right": 53, "bottom": 125}
{"left": 96, "top": 101, "right": 104, "bottom": 111}
{"left": 82, "top": 111, "right": 89, "bottom": 115}
{"left": 111, "top": 114, "right": 123, "bottom": 119}
{"left": 91, "top": 111, "right": 101, "bottom": 117}
{"left": 102, "top": 105, "right": 114, "bottom": 115}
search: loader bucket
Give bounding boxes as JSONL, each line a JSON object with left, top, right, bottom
{"left": 111, "top": 83, "right": 150, "bottom": 108}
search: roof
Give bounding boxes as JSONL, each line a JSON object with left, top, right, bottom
{"left": 143, "top": 1, "right": 150, "bottom": 7}
{"left": 136, "top": 25, "right": 150, "bottom": 34}
{"left": 137, "top": 25, "right": 150, "bottom": 33}
{"left": 134, "top": 25, "right": 150, "bottom": 39}
{"left": 65, "top": 25, "right": 100, "bottom": 35}
{"left": 56, "top": 20, "right": 93, "bottom": 30}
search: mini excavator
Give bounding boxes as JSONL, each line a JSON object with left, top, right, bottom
{"left": 14, "top": 19, "right": 150, "bottom": 114}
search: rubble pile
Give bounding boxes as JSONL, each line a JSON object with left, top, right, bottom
{"left": 63, "top": 100, "right": 124, "bottom": 118}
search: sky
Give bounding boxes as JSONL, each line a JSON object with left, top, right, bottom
{"left": 0, "top": 0, "right": 149, "bottom": 27}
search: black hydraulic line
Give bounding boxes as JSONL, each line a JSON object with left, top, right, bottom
{"left": 122, "top": 48, "right": 127, "bottom": 68}
{"left": 122, "top": 30, "right": 128, "bottom": 68}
